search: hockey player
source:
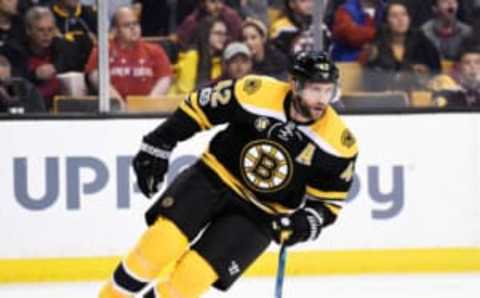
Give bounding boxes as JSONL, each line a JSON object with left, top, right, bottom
{"left": 100, "top": 51, "right": 358, "bottom": 298}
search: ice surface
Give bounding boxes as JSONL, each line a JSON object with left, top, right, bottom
{"left": 0, "top": 274, "right": 479, "bottom": 298}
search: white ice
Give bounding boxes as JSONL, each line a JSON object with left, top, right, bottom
{"left": 0, "top": 274, "right": 479, "bottom": 298}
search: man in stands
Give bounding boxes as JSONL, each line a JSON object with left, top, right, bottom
{"left": 85, "top": 6, "right": 173, "bottom": 104}
{"left": 220, "top": 42, "right": 253, "bottom": 81}
{"left": 23, "top": 6, "right": 79, "bottom": 110}
{"left": 422, "top": 0, "right": 472, "bottom": 60}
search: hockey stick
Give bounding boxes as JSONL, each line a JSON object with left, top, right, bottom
{"left": 275, "top": 245, "right": 287, "bottom": 298}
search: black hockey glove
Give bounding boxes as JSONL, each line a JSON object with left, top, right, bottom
{"left": 132, "top": 139, "right": 171, "bottom": 199}
{"left": 271, "top": 208, "right": 324, "bottom": 246}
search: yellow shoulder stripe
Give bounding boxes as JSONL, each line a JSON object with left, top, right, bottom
{"left": 308, "top": 106, "right": 358, "bottom": 158}
{"left": 234, "top": 75, "right": 289, "bottom": 116}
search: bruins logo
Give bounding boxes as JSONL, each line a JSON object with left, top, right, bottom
{"left": 341, "top": 129, "right": 356, "bottom": 148}
{"left": 240, "top": 140, "right": 293, "bottom": 193}
{"left": 243, "top": 78, "right": 262, "bottom": 95}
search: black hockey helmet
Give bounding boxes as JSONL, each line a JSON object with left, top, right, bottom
{"left": 290, "top": 51, "right": 339, "bottom": 83}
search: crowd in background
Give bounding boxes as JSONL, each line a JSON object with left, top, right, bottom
{"left": 0, "top": 0, "right": 480, "bottom": 114}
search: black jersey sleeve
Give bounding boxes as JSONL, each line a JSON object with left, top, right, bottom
{"left": 304, "top": 156, "right": 357, "bottom": 225}
{"left": 144, "top": 79, "right": 239, "bottom": 148}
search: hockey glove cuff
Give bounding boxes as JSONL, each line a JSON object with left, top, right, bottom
{"left": 133, "top": 139, "right": 171, "bottom": 199}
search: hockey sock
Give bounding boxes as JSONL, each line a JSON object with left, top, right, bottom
{"left": 143, "top": 250, "right": 218, "bottom": 298}
{"left": 100, "top": 217, "right": 189, "bottom": 297}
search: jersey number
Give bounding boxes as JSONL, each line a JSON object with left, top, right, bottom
{"left": 199, "top": 80, "right": 233, "bottom": 108}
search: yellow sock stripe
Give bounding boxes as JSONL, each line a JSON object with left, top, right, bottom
{"left": 1, "top": 248, "right": 480, "bottom": 283}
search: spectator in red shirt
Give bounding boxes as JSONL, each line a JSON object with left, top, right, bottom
{"left": 85, "top": 6, "right": 173, "bottom": 104}
{"left": 174, "top": 0, "right": 243, "bottom": 48}
{"left": 331, "top": 0, "right": 386, "bottom": 61}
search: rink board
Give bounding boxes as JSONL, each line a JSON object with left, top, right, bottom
{"left": 1, "top": 114, "right": 480, "bottom": 282}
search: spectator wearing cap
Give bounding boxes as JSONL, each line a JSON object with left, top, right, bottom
{"left": 85, "top": 6, "right": 173, "bottom": 104}
{"left": 421, "top": 0, "right": 472, "bottom": 60}
{"left": 169, "top": 17, "right": 228, "bottom": 95}
{"left": 242, "top": 18, "right": 288, "bottom": 80}
{"left": 219, "top": 41, "right": 253, "bottom": 81}
{"left": 429, "top": 41, "right": 480, "bottom": 107}
{"left": 331, "top": 0, "right": 386, "bottom": 62}
{"left": 174, "top": 0, "right": 242, "bottom": 48}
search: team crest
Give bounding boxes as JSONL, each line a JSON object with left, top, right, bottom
{"left": 254, "top": 117, "right": 270, "bottom": 132}
{"left": 240, "top": 140, "right": 293, "bottom": 193}
{"left": 341, "top": 129, "right": 356, "bottom": 148}
{"left": 243, "top": 78, "right": 262, "bottom": 95}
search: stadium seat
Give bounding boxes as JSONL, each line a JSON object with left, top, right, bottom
{"left": 336, "top": 63, "right": 364, "bottom": 93}
{"left": 410, "top": 91, "right": 433, "bottom": 107}
{"left": 53, "top": 96, "right": 121, "bottom": 113}
{"left": 341, "top": 91, "right": 409, "bottom": 109}
{"left": 441, "top": 60, "right": 455, "bottom": 74}
{"left": 126, "top": 95, "right": 185, "bottom": 113}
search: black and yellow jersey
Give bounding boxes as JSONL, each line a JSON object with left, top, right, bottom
{"left": 147, "top": 75, "right": 358, "bottom": 225}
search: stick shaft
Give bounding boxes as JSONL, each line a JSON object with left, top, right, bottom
{"left": 275, "top": 245, "right": 287, "bottom": 298}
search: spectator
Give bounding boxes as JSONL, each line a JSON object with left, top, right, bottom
{"left": 242, "top": 18, "right": 288, "bottom": 80}
{"left": 169, "top": 17, "right": 228, "bottom": 95}
{"left": 23, "top": 6, "right": 80, "bottom": 109}
{"left": 422, "top": 0, "right": 472, "bottom": 60}
{"left": 271, "top": 0, "right": 331, "bottom": 56}
{"left": 175, "top": 0, "right": 242, "bottom": 48}
{"left": 0, "top": 0, "right": 28, "bottom": 77}
{"left": 0, "top": 54, "right": 46, "bottom": 113}
{"left": 85, "top": 6, "right": 173, "bottom": 103}
{"left": 51, "top": 0, "right": 96, "bottom": 40}
{"left": 225, "top": 0, "right": 269, "bottom": 25}
{"left": 331, "top": 0, "right": 385, "bottom": 62}
{"left": 359, "top": 0, "right": 441, "bottom": 92}
{"left": 429, "top": 41, "right": 480, "bottom": 107}
{"left": 218, "top": 41, "right": 253, "bottom": 81}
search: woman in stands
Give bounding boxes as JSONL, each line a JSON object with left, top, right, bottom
{"left": 359, "top": 0, "right": 441, "bottom": 92}
{"left": 169, "top": 17, "right": 228, "bottom": 94}
{"left": 241, "top": 18, "right": 289, "bottom": 80}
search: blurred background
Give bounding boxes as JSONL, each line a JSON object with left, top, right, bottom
{"left": 1, "top": 0, "right": 479, "bottom": 297}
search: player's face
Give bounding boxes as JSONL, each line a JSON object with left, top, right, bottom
{"left": 242, "top": 25, "right": 265, "bottom": 60}
{"left": 297, "top": 81, "right": 336, "bottom": 120}
{"left": 460, "top": 53, "right": 480, "bottom": 83}
{"left": 387, "top": 4, "right": 410, "bottom": 35}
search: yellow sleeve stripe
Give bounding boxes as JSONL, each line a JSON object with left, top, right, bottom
{"left": 306, "top": 186, "right": 348, "bottom": 200}
{"left": 178, "top": 93, "right": 213, "bottom": 130}
{"left": 324, "top": 203, "right": 342, "bottom": 215}
{"left": 189, "top": 93, "right": 213, "bottom": 129}
{"left": 179, "top": 102, "right": 208, "bottom": 130}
